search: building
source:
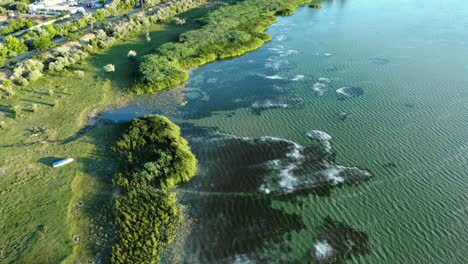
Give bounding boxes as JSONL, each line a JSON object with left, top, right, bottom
{"left": 29, "top": 1, "right": 85, "bottom": 15}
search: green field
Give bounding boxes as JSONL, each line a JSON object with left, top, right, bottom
{"left": 0, "top": 7, "right": 210, "bottom": 263}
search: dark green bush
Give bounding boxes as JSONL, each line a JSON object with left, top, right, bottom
{"left": 111, "top": 115, "right": 197, "bottom": 263}
{"left": 111, "top": 189, "right": 183, "bottom": 264}
{"left": 113, "top": 115, "right": 197, "bottom": 189}
{"left": 138, "top": 55, "right": 189, "bottom": 93}
{"left": 1, "top": 19, "right": 36, "bottom": 35}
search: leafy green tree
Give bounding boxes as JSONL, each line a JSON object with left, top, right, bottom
{"left": 4, "top": 36, "right": 27, "bottom": 56}
{"left": 34, "top": 35, "right": 54, "bottom": 51}
{"left": 45, "top": 25, "right": 57, "bottom": 39}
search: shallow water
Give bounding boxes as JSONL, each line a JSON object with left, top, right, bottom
{"left": 103, "top": 0, "right": 468, "bottom": 263}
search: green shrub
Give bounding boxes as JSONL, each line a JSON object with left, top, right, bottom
{"left": 4, "top": 36, "right": 27, "bottom": 57}
{"left": 34, "top": 35, "right": 55, "bottom": 51}
{"left": 113, "top": 115, "right": 197, "bottom": 189}
{"left": 138, "top": 55, "right": 188, "bottom": 93}
{"left": 111, "top": 116, "right": 197, "bottom": 263}
{"left": 1, "top": 18, "right": 36, "bottom": 35}
{"left": 111, "top": 190, "right": 183, "bottom": 264}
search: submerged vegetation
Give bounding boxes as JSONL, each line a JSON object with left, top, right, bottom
{"left": 136, "top": 0, "right": 310, "bottom": 93}
{"left": 111, "top": 116, "right": 197, "bottom": 263}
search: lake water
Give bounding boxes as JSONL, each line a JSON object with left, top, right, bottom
{"left": 103, "top": 0, "right": 468, "bottom": 263}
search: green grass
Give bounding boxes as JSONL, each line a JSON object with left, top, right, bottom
{"left": 0, "top": 5, "right": 211, "bottom": 263}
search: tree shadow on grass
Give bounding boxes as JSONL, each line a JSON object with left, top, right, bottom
{"left": 37, "top": 156, "right": 63, "bottom": 167}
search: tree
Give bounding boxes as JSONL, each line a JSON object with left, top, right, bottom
{"left": 15, "top": 2, "right": 29, "bottom": 13}
{"left": 34, "top": 35, "right": 54, "bottom": 51}
{"left": 45, "top": 25, "right": 57, "bottom": 39}
{"left": 4, "top": 36, "right": 27, "bottom": 56}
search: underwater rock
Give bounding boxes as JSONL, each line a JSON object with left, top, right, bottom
{"left": 383, "top": 162, "right": 397, "bottom": 168}
{"left": 183, "top": 125, "right": 372, "bottom": 196}
{"left": 369, "top": 57, "right": 390, "bottom": 65}
{"left": 336, "top": 87, "right": 364, "bottom": 100}
{"left": 251, "top": 97, "right": 304, "bottom": 114}
{"left": 338, "top": 112, "right": 349, "bottom": 121}
{"left": 311, "top": 217, "right": 371, "bottom": 263}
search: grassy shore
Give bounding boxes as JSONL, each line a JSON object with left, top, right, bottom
{"left": 0, "top": 7, "right": 210, "bottom": 263}
{"left": 0, "top": 1, "right": 315, "bottom": 263}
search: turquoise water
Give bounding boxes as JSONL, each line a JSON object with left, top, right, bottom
{"left": 104, "top": 0, "right": 468, "bottom": 263}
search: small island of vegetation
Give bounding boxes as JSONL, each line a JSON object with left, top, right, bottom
{"left": 110, "top": 115, "right": 197, "bottom": 263}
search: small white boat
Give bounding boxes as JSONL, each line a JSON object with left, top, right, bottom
{"left": 52, "top": 158, "right": 74, "bottom": 168}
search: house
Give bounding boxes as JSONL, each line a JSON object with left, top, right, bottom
{"left": 35, "top": 0, "right": 66, "bottom": 6}
{"left": 29, "top": 1, "right": 85, "bottom": 15}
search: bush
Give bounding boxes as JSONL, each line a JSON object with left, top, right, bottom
{"left": 3, "top": 85, "right": 14, "bottom": 97}
{"left": 138, "top": 55, "right": 188, "bottom": 93}
{"left": 13, "top": 105, "right": 22, "bottom": 118}
{"left": 11, "top": 59, "right": 44, "bottom": 86}
{"left": 32, "top": 104, "right": 40, "bottom": 113}
{"left": 74, "top": 70, "right": 85, "bottom": 78}
{"left": 15, "top": 2, "right": 29, "bottom": 13}
{"left": 111, "top": 190, "right": 183, "bottom": 264}
{"left": 103, "top": 64, "right": 115, "bottom": 72}
{"left": 34, "top": 35, "right": 55, "bottom": 51}
{"left": 0, "top": 18, "right": 36, "bottom": 35}
{"left": 4, "top": 36, "right": 27, "bottom": 57}
{"left": 111, "top": 116, "right": 197, "bottom": 263}
{"left": 113, "top": 115, "right": 197, "bottom": 189}
{"left": 127, "top": 50, "right": 137, "bottom": 58}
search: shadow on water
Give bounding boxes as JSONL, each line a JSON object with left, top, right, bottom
{"left": 177, "top": 124, "right": 373, "bottom": 262}
{"left": 183, "top": 193, "right": 306, "bottom": 263}
{"left": 309, "top": 217, "right": 371, "bottom": 264}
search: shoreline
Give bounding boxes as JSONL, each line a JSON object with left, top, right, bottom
{"left": 0, "top": 1, "right": 317, "bottom": 263}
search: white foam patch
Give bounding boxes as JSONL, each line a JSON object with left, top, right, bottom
{"left": 336, "top": 87, "right": 348, "bottom": 96}
{"left": 259, "top": 184, "right": 271, "bottom": 194}
{"left": 265, "top": 58, "right": 290, "bottom": 70}
{"left": 306, "top": 130, "right": 333, "bottom": 152}
{"left": 229, "top": 254, "right": 254, "bottom": 264}
{"left": 268, "top": 45, "right": 298, "bottom": 57}
{"left": 318, "top": 77, "right": 331, "bottom": 83}
{"left": 251, "top": 100, "right": 289, "bottom": 109}
{"left": 306, "top": 130, "right": 332, "bottom": 141}
{"left": 313, "top": 82, "right": 328, "bottom": 95}
{"left": 264, "top": 75, "right": 285, "bottom": 80}
{"left": 276, "top": 35, "right": 287, "bottom": 41}
{"left": 291, "top": 75, "right": 305, "bottom": 81}
{"left": 312, "top": 77, "right": 332, "bottom": 96}
{"left": 322, "top": 166, "right": 346, "bottom": 184}
{"left": 279, "top": 49, "right": 299, "bottom": 57}
{"left": 278, "top": 163, "right": 298, "bottom": 191}
{"left": 206, "top": 77, "right": 217, "bottom": 83}
{"left": 324, "top": 53, "right": 333, "bottom": 57}
{"left": 314, "top": 240, "right": 334, "bottom": 260}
